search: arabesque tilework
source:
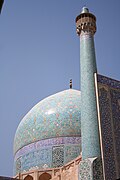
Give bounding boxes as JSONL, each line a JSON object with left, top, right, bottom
{"left": 13, "top": 89, "right": 81, "bottom": 175}
{"left": 79, "top": 158, "right": 92, "bottom": 180}
{"left": 52, "top": 146, "right": 64, "bottom": 167}
{"left": 80, "top": 32, "right": 100, "bottom": 159}
{"left": 97, "top": 74, "right": 120, "bottom": 180}
{"left": 79, "top": 157, "right": 103, "bottom": 180}
{"left": 93, "top": 157, "right": 103, "bottom": 180}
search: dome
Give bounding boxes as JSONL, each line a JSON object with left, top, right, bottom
{"left": 14, "top": 89, "right": 81, "bottom": 175}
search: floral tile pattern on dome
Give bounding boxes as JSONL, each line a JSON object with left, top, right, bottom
{"left": 14, "top": 89, "right": 81, "bottom": 154}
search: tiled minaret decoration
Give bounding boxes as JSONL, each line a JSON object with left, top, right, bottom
{"left": 76, "top": 7, "right": 103, "bottom": 179}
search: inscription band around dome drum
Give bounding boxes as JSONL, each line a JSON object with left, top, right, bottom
{"left": 14, "top": 136, "right": 81, "bottom": 160}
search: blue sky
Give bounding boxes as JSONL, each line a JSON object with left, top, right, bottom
{"left": 0, "top": 0, "right": 120, "bottom": 177}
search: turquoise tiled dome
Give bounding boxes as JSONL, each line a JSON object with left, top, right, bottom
{"left": 14, "top": 89, "right": 81, "bottom": 175}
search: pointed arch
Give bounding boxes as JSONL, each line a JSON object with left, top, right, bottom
{"left": 24, "top": 175, "right": 33, "bottom": 180}
{"left": 39, "top": 172, "right": 51, "bottom": 180}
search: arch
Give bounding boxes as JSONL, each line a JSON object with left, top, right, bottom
{"left": 39, "top": 172, "right": 51, "bottom": 180}
{"left": 24, "top": 175, "right": 33, "bottom": 180}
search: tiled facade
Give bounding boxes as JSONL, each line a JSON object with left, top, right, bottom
{"left": 79, "top": 157, "right": 103, "bottom": 180}
{"left": 97, "top": 74, "right": 120, "bottom": 180}
{"left": 93, "top": 157, "right": 103, "bottom": 180}
{"left": 14, "top": 89, "right": 81, "bottom": 175}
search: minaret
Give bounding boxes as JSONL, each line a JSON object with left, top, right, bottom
{"left": 76, "top": 7, "right": 101, "bottom": 159}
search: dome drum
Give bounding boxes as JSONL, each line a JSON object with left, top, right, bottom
{"left": 14, "top": 136, "right": 81, "bottom": 175}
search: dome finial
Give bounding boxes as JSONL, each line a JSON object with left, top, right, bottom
{"left": 81, "top": 6, "right": 89, "bottom": 14}
{"left": 70, "top": 79, "right": 72, "bottom": 89}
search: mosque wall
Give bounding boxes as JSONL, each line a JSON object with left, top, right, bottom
{"left": 14, "top": 156, "right": 103, "bottom": 180}
{"left": 97, "top": 74, "right": 120, "bottom": 180}
{"left": 14, "top": 156, "right": 81, "bottom": 180}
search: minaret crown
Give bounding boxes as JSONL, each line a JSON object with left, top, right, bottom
{"left": 76, "top": 7, "right": 96, "bottom": 36}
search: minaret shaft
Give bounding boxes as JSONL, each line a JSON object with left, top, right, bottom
{"left": 80, "top": 33, "right": 100, "bottom": 159}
